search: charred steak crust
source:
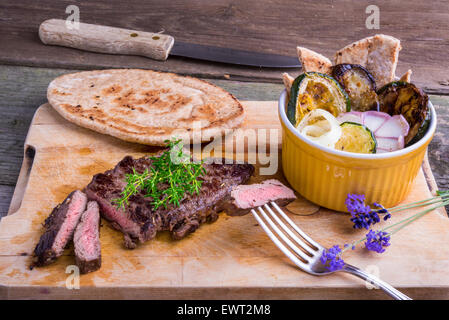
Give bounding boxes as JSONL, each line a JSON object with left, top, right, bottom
{"left": 85, "top": 156, "right": 254, "bottom": 248}
{"left": 33, "top": 190, "right": 87, "bottom": 267}
{"left": 74, "top": 201, "right": 101, "bottom": 274}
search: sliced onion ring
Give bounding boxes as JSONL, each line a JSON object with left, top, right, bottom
{"left": 297, "top": 109, "right": 342, "bottom": 148}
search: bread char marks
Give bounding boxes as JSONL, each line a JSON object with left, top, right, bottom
{"left": 102, "top": 82, "right": 212, "bottom": 124}
{"left": 60, "top": 84, "right": 203, "bottom": 134}
{"left": 103, "top": 83, "right": 217, "bottom": 123}
{"left": 108, "top": 86, "right": 194, "bottom": 115}
{"left": 60, "top": 104, "right": 108, "bottom": 124}
{"left": 58, "top": 81, "right": 227, "bottom": 133}
{"left": 47, "top": 69, "right": 245, "bottom": 146}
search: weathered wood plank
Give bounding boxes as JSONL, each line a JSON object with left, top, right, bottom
{"left": 0, "top": 185, "right": 14, "bottom": 218}
{"left": 1, "top": 1, "right": 449, "bottom": 92}
{"left": 428, "top": 97, "right": 449, "bottom": 191}
{"left": 0, "top": 65, "right": 448, "bottom": 217}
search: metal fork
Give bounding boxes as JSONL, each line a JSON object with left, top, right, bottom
{"left": 252, "top": 202, "right": 412, "bottom": 300}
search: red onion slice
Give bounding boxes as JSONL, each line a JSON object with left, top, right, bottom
{"left": 375, "top": 116, "right": 410, "bottom": 138}
{"left": 376, "top": 136, "right": 404, "bottom": 152}
{"left": 362, "top": 111, "right": 390, "bottom": 133}
{"left": 392, "top": 115, "right": 410, "bottom": 137}
{"left": 337, "top": 110, "right": 410, "bottom": 154}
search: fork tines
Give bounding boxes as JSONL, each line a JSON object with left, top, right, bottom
{"left": 251, "top": 202, "right": 323, "bottom": 271}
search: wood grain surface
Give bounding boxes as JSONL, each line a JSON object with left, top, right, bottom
{"left": 1, "top": 1, "right": 449, "bottom": 93}
{"left": 1, "top": 102, "right": 448, "bottom": 300}
{"left": 1, "top": 66, "right": 448, "bottom": 217}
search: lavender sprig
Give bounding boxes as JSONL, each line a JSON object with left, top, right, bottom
{"left": 365, "top": 230, "right": 391, "bottom": 253}
{"left": 320, "top": 191, "right": 449, "bottom": 271}
{"left": 345, "top": 194, "right": 383, "bottom": 229}
{"left": 320, "top": 245, "right": 345, "bottom": 271}
{"left": 345, "top": 192, "right": 449, "bottom": 230}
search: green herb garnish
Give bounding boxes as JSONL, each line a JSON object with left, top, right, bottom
{"left": 112, "top": 139, "right": 206, "bottom": 211}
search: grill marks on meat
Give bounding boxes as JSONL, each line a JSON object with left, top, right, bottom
{"left": 223, "top": 179, "right": 297, "bottom": 216}
{"left": 32, "top": 190, "right": 87, "bottom": 267}
{"left": 74, "top": 201, "right": 101, "bottom": 274}
{"left": 85, "top": 156, "right": 254, "bottom": 248}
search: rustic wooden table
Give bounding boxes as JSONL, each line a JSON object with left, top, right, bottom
{"left": 0, "top": 0, "right": 448, "bottom": 217}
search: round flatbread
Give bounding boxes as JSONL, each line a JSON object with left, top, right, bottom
{"left": 47, "top": 69, "right": 245, "bottom": 146}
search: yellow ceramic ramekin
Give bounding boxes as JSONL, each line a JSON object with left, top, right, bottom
{"left": 279, "top": 90, "right": 437, "bottom": 212}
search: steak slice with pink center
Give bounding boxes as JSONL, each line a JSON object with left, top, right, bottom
{"left": 32, "top": 190, "right": 87, "bottom": 267}
{"left": 74, "top": 201, "right": 101, "bottom": 274}
{"left": 223, "top": 179, "right": 297, "bottom": 216}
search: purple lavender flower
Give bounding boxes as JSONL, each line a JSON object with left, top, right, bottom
{"left": 344, "top": 243, "right": 356, "bottom": 250}
{"left": 346, "top": 194, "right": 390, "bottom": 229}
{"left": 365, "top": 230, "right": 391, "bottom": 253}
{"left": 346, "top": 194, "right": 380, "bottom": 229}
{"left": 320, "top": 245, "right": 345, "bottom": 271}
{"left": 345, "top": 194, "right": 368, "bottom": 215}
{"left": 373, "top": 202, "right": 391, "bottom": 221}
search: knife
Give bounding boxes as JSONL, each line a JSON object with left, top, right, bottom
{"left": 39, "top": 19, "right": 300, "bottom": 68}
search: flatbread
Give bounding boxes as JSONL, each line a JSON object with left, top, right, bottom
{"left": 282, "top": 72, "right": 295, "bottom": 100}
{"left": 399, "top": 69, "right": 412, "bottom": 82}
{"left": 334, "top": 34, "right": 401, "bottom": 87}
{"left": 47, "top": 69, "right": 245, "bottom": 146}
{"left": 297, "top": 47, "right": 332, "bottom": 74}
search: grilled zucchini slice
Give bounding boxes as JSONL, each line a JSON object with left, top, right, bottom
{"left": 377, "top": 81, "right": 429, "bottom": 144}
{"left": 335, "top": 122, "right": 377, "bottom": 154}
{"left": 332, "top": 64, "right": 379, "bottom": 112}
{"left": 287, "top": 72, "right": 350, "bottom": 126}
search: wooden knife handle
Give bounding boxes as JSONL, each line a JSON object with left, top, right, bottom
{"left": 39, "top": 19, "right": 174, "bottom": 61}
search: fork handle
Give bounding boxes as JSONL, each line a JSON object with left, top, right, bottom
{"left": 342, "top": 264, "right": 412, "bottom": 300}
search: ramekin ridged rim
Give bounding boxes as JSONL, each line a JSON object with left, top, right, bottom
{"left": 278, "top": 89, "right": 437, "bottom": 160}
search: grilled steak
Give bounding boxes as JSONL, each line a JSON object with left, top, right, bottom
{"left": 85, "top": 156, "right": 254, "bottom": 248}
{"left": 223, "top": 179, "right": 296, "bottom": 216}
{"left": 74, "top": 201, "right": 101, "bottom": 274}
{"left": 32, "top": 190, "right": 87, "bottom": 267}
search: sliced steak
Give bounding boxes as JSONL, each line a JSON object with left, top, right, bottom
{"left": 223, "top": 179, "right": 296, "bottom": 216}
{"left": 85, "top": 156, "right": 254, "bottom": 248}
{"left": 32, "top": 190, "right": 87, "bottom": 267}
{"left": 74, "top": 201, "right": 101, "bottom": 274}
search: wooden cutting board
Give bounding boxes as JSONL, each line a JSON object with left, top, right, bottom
{"left": 1, "top": 102, "right": 448, "bottom": 300}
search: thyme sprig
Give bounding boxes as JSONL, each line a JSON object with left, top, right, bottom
{"left": 112, "top": 139, "right": 206, "bottom": 211}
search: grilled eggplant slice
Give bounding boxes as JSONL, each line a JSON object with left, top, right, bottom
{"left": 287, "top": 72, "right": 350, "bottom": 126}
{"left": 332, "top": 64, "right": 379, "bottom": 112}
{"left": 377, "top": 81, "right": 429, "bottom": 144}
{"left": 405, "top": 111, "right": 431, "bottom": 147}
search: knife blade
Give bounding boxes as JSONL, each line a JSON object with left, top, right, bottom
{"left": 171, "top": 41, "right": 300, "bottom": 68}
{"left": 39, "top": 19, "right": 300, "bottom": 68}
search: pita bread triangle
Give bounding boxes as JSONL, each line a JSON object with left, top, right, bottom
{"left": 399, "top": 69, "right": 412, "bottom": 82}
{"left": 297, "top": 47, "right": 332, "bottom": 74}
{"left": 334, "top": 34, "right": 401, "bottom": 87}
